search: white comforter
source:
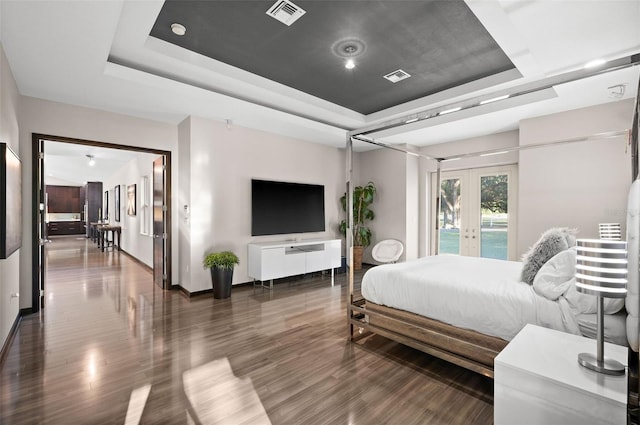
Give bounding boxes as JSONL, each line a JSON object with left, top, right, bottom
{"left": 361, "top": 255, "right": 580, "bottom": 341}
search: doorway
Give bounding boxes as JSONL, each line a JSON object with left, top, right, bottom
{"left": 31, "top": 134, "right": 172, "bottom": 313}
{"left": 431, "top": 164, "right": 518, "bottom": 260}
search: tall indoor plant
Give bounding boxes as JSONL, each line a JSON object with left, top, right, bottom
{"left": 203, "top": 251, "right": 239, "bottom": 299}
{"left": 339, "top": 181, "right": 376, "bottom": 270}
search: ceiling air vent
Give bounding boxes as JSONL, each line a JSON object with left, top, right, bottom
{"left": 266, "top": 0, "right": 306, "bottom": 26}
{"left": 383, "top": 69, "right": 411, "bottom": 83}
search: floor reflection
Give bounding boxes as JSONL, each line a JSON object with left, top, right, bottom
{"left": 1, "top": 236, "right": 494, "bottom": 425}
{"left": 124, "top": 384, "right": 152, "bottom": 425}
{"left": 183, "top": 358, "right": 271, "bottom": 425}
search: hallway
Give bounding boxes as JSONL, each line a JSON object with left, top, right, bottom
{"left": 1, "top": 236, "right": 493, "bottom": 424}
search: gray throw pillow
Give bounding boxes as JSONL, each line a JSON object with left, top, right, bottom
{"left": 521, "top": 227, "right": 577, "bottom": 285}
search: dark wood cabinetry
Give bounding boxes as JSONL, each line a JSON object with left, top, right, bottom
{"left": 46, "top": 185, "right": 83, "bottom": 213}
{"left": 48, "top": 221, "right": 84, "bottom": 236}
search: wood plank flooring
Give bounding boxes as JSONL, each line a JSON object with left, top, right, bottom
{"left": 0, "top": 236, "right": 493, "bottom": 424}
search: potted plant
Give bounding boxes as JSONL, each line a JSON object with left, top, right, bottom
{"left": 203, "top": 251, "right": 239, "bottom": 299}
{"left": 339, "top": 181, "right": 376, "bottom": 270}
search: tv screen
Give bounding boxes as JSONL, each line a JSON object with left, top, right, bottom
{"left": 252, "top": 179, "right": 325, "bottom": 236}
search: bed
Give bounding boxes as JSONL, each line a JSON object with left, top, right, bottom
{"left": 348, "top": 180, "right": 640, "bottom": 384}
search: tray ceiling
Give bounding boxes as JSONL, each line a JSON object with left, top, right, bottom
{"left": 150, "top": 0, "right": 516, "bottom": 115}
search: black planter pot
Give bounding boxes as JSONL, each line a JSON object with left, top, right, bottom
{"left": 210, "top": 267, "right": 233, "bottom": 299}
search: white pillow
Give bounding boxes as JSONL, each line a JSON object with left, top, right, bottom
{"left": 564, "top": 283, "right": 625, "bottom": 315}
{"left": 532, "top": 248, "right": 576, "bottom": 301}
{"left": 532, "top": 247, "right": 626, "bottom": 315}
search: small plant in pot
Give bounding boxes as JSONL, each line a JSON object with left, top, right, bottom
{"left": 203, "top": 251, "right": 239, "bottom": 299}
{"left": 339, "top": 181, "right": 376, "bottom": 270}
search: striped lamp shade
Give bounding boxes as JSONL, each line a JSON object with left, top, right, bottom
{"left": 575, "top": 239, "right": 627, "bottom": 298}
{"left": 599, "top": 223, "right": 622, "bottom": 240}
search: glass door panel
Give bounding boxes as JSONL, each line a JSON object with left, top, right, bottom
{"left": 433, "top": 165, "right": 517, "bottom": 260}
{"left": 439, "top": 178, "right": 461, "bottom": 255}
{"left": 479, "top": 174, "right": 509, "bottom": 260}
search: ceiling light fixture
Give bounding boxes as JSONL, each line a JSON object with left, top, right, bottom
{"left": 171, "top": 23, "right": 187, "bottom": 36}
{"left": 438, "top": 106, "right": 462, "bottom": 116}
{"left": 332, "top": 38, "right": 366, "bottom": 71}
{"left": 480, "top": 94, "right": 510, "bottom": 105}
{"left": 584, "top": 58, "right": 606, "bottom": 69}
{"left": 480, "top": 151, "right": 509, "bottom": 157}
{"left": 86, "top": 154, "right": 95, "bottom": 166}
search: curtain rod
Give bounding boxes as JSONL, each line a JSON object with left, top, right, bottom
{"left": 349, "top": 53, "right": 639, "bottom": 139}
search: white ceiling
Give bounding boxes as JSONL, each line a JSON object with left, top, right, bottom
{"left": 0, "top": 0, "right": 639, "bottom": 155}
{"left": 43, "top": 141, "right": 154, "bottom": 186}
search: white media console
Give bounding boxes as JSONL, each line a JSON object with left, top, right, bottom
{"left": 247, "top": 239, "right": 341, "bottom": 289}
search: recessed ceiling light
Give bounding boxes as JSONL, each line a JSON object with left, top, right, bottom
{"left": 480, "top": 94, "right": 510, "bottom": 105}
{"left": 171, "top": 23, "right": 186, "bottom": 36}
{"left": 438, "top": 106, "right": 462, "bottom": 116}
{"left": 345, "top": 59, "right": 355, "bottom": 70}
{"left": 480, "top": 151, "right": 509, "bottom": 157}
{"left": 584, "top": 58, "right": 606, "bottom": 69}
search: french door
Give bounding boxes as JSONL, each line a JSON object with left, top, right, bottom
{"left": 432, "top": 165, "right": 517, "bottom": 260}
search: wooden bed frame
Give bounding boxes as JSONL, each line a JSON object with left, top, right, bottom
{"left": 348, "top": 299, "right": 507, "bottom": 378}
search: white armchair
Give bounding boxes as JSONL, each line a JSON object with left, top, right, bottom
{"left": 371, "top": 239, "right": 404, "bottom": 264}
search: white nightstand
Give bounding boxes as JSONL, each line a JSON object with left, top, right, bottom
{"left": 494, "top": 324, "right": 628, "bottom": 425}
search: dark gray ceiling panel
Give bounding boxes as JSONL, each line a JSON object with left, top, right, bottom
{"left": 151, "top": 0, "right": 516, "bottom": 114}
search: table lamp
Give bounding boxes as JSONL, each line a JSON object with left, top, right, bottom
{"left": 575, "top": 238, "right": 627, "bottom": 375}
{"left": 599, "top": 223, "right": 622, "bottom": 240}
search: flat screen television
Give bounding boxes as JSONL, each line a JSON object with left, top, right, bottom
{"left": 252, "top": 179, "right": 325, "bottom": 236}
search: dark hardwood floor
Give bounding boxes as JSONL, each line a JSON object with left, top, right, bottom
{"left": 1, "top": 236, "right": 493, "bottom": 424}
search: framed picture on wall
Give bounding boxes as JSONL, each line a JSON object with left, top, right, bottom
{"left": 127, "top": 184, "right": 136, "bottom": 216}
{"left": 104, "top": 191, "right": 109, "bottom": 221}
{"left": 114, "top": 185, "right": 120, "bottom": 222}
{"left": 0, "top": 143, "right": 22, "bottom": 259}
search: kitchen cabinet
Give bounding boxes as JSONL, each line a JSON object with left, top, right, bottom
{"left": 48, "top": 221, "right": 85, "bottom": 236}
{"left": 46, "top": 185, "right": 83, "bottom": 213}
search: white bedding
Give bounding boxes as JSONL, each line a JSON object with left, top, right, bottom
{"left": 361, "top": 255, "right": 581, "bottom": 341}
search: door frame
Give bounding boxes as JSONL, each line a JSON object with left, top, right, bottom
{"left": 31, "top": 133, "right": 172, "bottom": 313}
{"left": 431, "top": 164, "right": 518, "bottom": 260}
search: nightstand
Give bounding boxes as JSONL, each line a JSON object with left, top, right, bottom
{"left": 494, "top": 324, "right": 627, "bottom": 425}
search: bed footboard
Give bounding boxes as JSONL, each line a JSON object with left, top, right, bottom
{"left": 350, "top": 301, "right": 508, "bottom": 378}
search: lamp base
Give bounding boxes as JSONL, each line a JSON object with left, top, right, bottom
{"left": 578, "top": 352, "right": 625, "bottom": 375}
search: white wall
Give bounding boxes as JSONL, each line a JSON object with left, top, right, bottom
{"left": 0, "top": 42, "right": 21, "bottom": 351}
{"left": 18, "top": 97, "right": 179, "bottom": 309}
{"left": 182, "top": 116, "right": 345, "bottom": 293}
{"left": 104, "top": 152, "right": 157, "bottom": 267}
{"left": 178, "top": 117, "right": 192, "bottom": 292}
{"left": 518, "top": 100, "right": 634, "bottom": 256}
{"left": 355, "top": 146, "right": 417, "bottom": 264}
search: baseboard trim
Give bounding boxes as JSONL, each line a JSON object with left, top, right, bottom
{"left": 119, "top": 249, "right": 153, "bottom": 273}
{"left": 0, "top": 312, "right": 22, "bottom": 367}
{"left": 176, "top": 286, "right": 213, "bottom": 298}
{"left": 175, "top": 281, "right": 254, "bottom": 298}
